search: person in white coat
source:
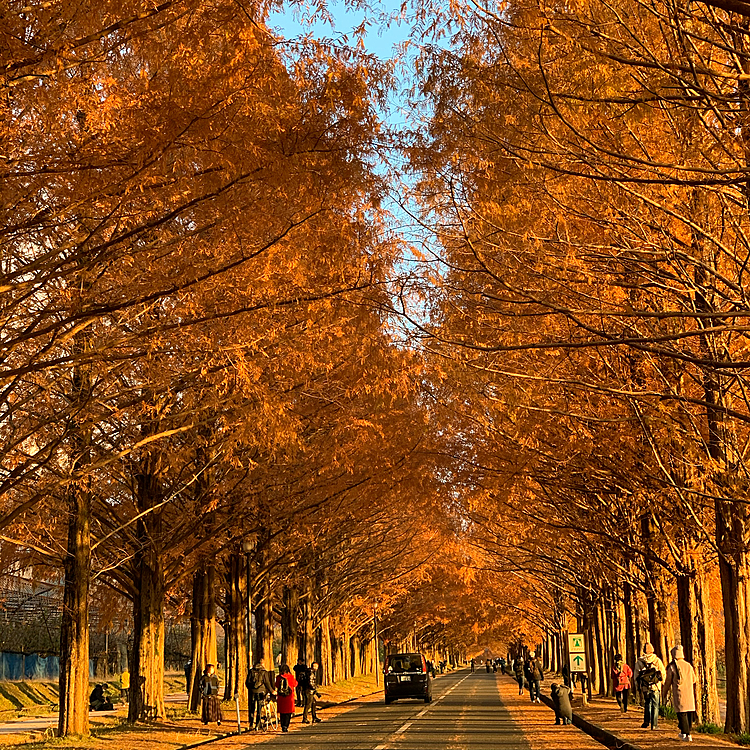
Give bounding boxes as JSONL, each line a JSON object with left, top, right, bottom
{"left": 634, "top": 643, "right": 666, "bottom": 730}
{"left": 662, "top": 645, "right": 697, "bottom": 742}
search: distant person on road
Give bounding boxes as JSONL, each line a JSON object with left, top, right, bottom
{"left": 184, "top": 660, "right": 192, "bottom": 696}
{"left": 551, "top": 682, "right": 573, "bottom": 725}
{"left": 485, "top": 660, "right": 491, "bottom": 673}
{"left": 276, "top": 663, "right": 298, "bottom": 732}
{"left": 470, "top": 658, "right": 475, "bottom": 673}
{"left": 293, "top": 658, "right": 308, "bottom": 707}
{"left": 247, "top": 661, "right": 276, "bottom": 730}
{"left": 525, "top": 651, "right": 544, "bottom": 703}
{"left": 302, "top": 661, "right": 322, "bottom": 724}
{"left": 612, "top": 654, "right": 633, "bottom": 713}
{"left": 662, "top": 645, "right": 697, "bottom": 742}
{"left": 634, "top": 643, "right": 666, "bottom": 730}
{"left": 513, "top": 656, "right": 525, "bottom": 694}
{"left": 199, "top": 664, "right": 222, "bottom": 726}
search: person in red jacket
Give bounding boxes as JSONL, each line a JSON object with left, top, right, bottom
{"left": 275, "top": 664, "right": 298, "bottom": 732}
{"left": 612, "top": 654, "right": 633, "bottom": 713}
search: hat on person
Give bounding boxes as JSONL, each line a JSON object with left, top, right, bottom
{"left": 672, "top": 645, "right": 685, "bottom": 660}
{"left": 643, "top": 643, "right": 654, "bottom": 655}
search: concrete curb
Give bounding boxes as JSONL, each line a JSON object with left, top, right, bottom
{"left": 538, "top": 693, "right": 641, "bottom": 750}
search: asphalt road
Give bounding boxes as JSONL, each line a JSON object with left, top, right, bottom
{"left": 254, "top": 670, "right": 532, "bottom": 750}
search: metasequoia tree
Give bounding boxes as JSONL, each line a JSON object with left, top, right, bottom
{"left": 1, "top": 0, "right": 403, "bottom": 734}
{"left": 408, "top": 0, "right": 750, "bottom": 727}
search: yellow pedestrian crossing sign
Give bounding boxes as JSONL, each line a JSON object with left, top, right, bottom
{"left": 568, "top": 634, "right": 585, "bottom": 653}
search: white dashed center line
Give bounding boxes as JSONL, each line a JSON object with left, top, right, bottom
{"left": 372, "top": 674, "right": 471, "bottom": 750}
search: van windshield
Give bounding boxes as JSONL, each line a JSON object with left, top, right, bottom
{"left": 387, "top": 654, "right": 423, "bottom": 673}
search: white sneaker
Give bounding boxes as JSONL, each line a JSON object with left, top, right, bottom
{"left": 679, "top": 733, "right": 685, "bottom": 740}
{"left": 686, "top": 736, "right": 692, "bottom": 742}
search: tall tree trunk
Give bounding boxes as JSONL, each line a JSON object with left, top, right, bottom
{"left": 320, "top": 616, "right": 332, "bottom": 685}
{"left": 281, "top": 586, "right": 299, "bottom": 668}
{"left": 189, "top": 565, "right": 217, "bottom": 712}
{"left": 676, "top": 549, "right": 720, "bottom": 724}
{"left": 58, "top": 331, "right": 93, "bottom": 738}
{"left": 223, "top": 554, "right": 248, "bottom": 700}
{"left": 58, "top": 482, "right": 91, "bottom": 737}
{"left": 642, "top": 513, "right": 671, "bottom": 661}
{"left": 128, "top": 466, "right": 165, "bottom": 723}
{"left": 254, "top": 577, "right": 274, "bottom": 672}
{"left": 717, "top": 503, "right": 750, "bottom": 733}
{"left": 298, "top": 580, "right": 315, "bottom": 664}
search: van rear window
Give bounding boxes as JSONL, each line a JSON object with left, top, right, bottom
{"left": 385, "top": 654, "right": 424, "bottom": 673}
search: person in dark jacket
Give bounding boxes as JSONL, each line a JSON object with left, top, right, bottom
{"left": 89, "top": 683, "right": 114, "bottom": 711}
{"left": 293, "top": 658, "right": 308, "bottom": 707}
{"left": 551, "top": 682, "right": 573, "bottom": 725}
{"left": 513, "top": 656, "right": 525, "bottom": 694}
{"left": 275, "top": 664, "right": 298, "bottom": 732}
{"left": 302, "top": 661, "right": 321, "bottom": 724}
{"left": 184, "top": 660, "right": 192, "bottom": 696}
{"left": 246, "top": 661, "right": 276, "bottom": 730}
{"left": 525, "top": 652, "right": 544, "bottom": 703}
{"left": 199, "top": 664, "right": 222, "bottom": 726}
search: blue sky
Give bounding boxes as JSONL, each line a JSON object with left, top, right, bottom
{"left": 268, "top": 1, "right": 409, "bottom": 61}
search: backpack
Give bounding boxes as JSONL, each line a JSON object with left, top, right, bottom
{"left": 638, "top": 664, "right": 660, "bottom": 689}
{"left": 251, "top": 667, "right": 265, "bottom": 691}
{"left": 278, "top": 676, "right": 292, "bottom": 697}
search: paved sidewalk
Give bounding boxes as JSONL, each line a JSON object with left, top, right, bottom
{"left": 571, "top": 690, "right": 736, "bottom": 749}
{"left": 495, "top": 673, "right": 603, "bottom": 749}
{"left": 496, "top": 674, "right": 735, "bottom": 750}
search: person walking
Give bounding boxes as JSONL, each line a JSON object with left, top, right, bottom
{"left": 470, "top": 658, "right": 475, "bottom": 673}
{"left": 662, "top": 645, "right": 697, "bottom": 742}
{"left": 302, "top": 661, "right": 322, "bottom": 724}
{"left": 275, "top": 663, "right": 298, "bottom": 732}
{"left": 184, "top": 660, "right": 192, "bottom": 696}
{"left": 513, "top": 656, "right": 525, "bottom": 695}
{"left": 293, "top": 658, "right": 308, "bottom": 707}
{"left": 634, "top": 643, "right": 666, "bottom": 730}
{"left": 612, "top": 654, "right": 633, "bottom": 713}
{"left": 199, "top": 664, "right": 222, "bottom": 726}
{"left": 246, "top": 661, "right": 276, "bottom": 731}
{"left": 525, "top": 651, "right": 544, "bottom": 703}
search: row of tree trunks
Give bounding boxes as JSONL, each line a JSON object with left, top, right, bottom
{"left": 544, "top": 564, "right": 720, "bottom": 725}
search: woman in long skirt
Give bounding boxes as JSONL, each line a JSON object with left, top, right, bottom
{"left": 200, "top": 664, "right": 222, "bottom": 726}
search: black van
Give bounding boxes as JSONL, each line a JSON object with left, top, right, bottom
{"left": 383, "top": 653, "right": 432, "bottom": 703}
